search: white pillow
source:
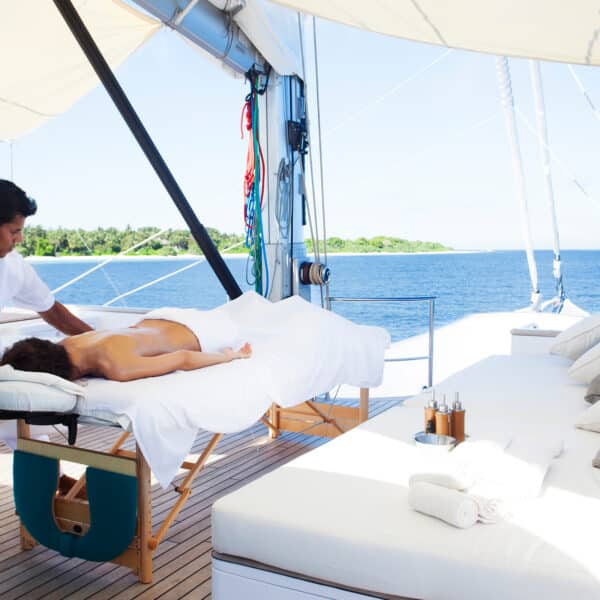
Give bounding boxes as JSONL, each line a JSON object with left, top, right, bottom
{"left": 575, "top": 399, "right": 600, "bottom": 433}
{"left": 568, "top": 342, "right": 600, "bottom": 384}
{"left": 550, "top": 313, "right": 600, "bottom": 360}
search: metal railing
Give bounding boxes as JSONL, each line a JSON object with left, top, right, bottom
{"left": 327, "top": 295, "right": 436, "bottom": 388}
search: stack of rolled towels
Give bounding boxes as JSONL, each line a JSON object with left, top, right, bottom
{"left": 408, "top": 435, "right": 563, "bottom": 529}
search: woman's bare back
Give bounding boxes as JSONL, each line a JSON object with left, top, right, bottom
{"left": 60, "top": 319, "right": 250, "bottom": 381}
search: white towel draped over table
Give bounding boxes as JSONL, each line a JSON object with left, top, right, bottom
{"left": 54, "top": 292, "right": 389, "bottom": 487}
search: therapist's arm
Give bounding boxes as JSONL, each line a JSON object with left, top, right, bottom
{"left": 39, "top": 301, "right": 93, "bottom": 335}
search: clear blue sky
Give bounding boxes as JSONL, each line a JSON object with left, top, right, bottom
{"left": 1, "top": 17, "right": 599, "bottom": 250}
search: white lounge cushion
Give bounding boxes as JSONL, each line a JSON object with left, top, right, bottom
{"left": 550, "top": 313, "right": 600, "bottom": 360}
{"left": 0, "top": 364, "right": 84, "bottom": 413}
{"left": 568, "top": 342, "right": 600, "bottom": 384}
{"left": 585, "top": 375, "right": 600, "bottom": 404}
{"left": 576, "top": 399, "right": 600, "bottom": 433}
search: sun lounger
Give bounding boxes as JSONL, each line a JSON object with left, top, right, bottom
{"left": 211, "top": 353, "right": 600, "bottom": 600}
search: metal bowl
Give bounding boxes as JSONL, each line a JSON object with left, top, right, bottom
{"left": 414, "top": 432, "right": 456, "bottom": 451}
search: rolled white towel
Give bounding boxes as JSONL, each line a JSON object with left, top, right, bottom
{"left": 408, "top": 482, "right": 478, "bottom": 529}
{"left": 471, "top": 495, "right": 510, "bottom": 524}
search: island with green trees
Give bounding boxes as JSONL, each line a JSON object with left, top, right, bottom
{"left": 17, "top": 226, "right": 452, "bottom": 257}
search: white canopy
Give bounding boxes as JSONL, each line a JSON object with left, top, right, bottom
{"left": 269, "top": 0, "right": 600, "bottom": 66}
{"left": 0, "top": 1, "right": 159, "bottom": 140}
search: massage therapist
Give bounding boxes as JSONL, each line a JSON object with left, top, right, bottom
{"left": 0, "top": 180, "right": 92, "bottom": 336}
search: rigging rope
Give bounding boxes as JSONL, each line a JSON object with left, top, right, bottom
{"left": 529, "top": 60, "right": 565, "bottom": 312}
{"left": 312, "top": 16, "right": 329, "bottom": 304}
{"left": 567, "top": 65, "right": 600, "bottom": 122}
{"left": 515, "top": 107, "right": 599, "bottom": 204}
{"left": 242, "top": 68, "right": 269, "bottom": 297}
{"left": 74, "top": 229, "right": 124, "bottom": 304}
{"left": 52, "top": 228, "right": 169, "bottom": 294}
{"left": 103, "top": 241, "right": 244, "bottom": 307}
{"left": 496, "top": 56, "right": 541, "bottom": 309}
{"left": 297, "top": 14, "right": 326, "bottom": 306}
{"left": 326, "top": 48, "right": 454, "bottom": 136}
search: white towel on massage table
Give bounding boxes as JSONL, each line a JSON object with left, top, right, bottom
{"left": 78, "top": 292, "right": 390, "bottom": 488}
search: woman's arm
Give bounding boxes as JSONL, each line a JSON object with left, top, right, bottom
{"left": 106, "top": 344, "right": 251, "bottom": 382}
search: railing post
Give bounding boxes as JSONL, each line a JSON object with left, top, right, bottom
{"left": 428, "top": 299, "right": 435, "bottom": 388}
{"left": 328, "top": 295, "right": 436, "bottom": 390}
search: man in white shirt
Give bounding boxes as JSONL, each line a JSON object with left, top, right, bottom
{"left": 0, "top": 181, "right": 92, "bottom": 493}
{"left": 0, "top": 180, "right": 92, "bottom": 334}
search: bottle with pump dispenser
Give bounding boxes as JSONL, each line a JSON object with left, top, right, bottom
{"left": 435, "top": 395, "right": 450, "bottom": 436}
{"left": 424, "top": 390, "right": 438, "bottom": 433}
{"left": 451, "top": 392, "right": 465, "bottom": 442}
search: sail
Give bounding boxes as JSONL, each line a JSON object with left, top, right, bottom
{"left": 0, "top": 1, "right": 159, "bottom": 140}
{"left": 268, "top": 0, "right": 600, "bottom": 66}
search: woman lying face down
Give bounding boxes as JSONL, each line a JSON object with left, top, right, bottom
{"left": 0, "top": 317, "right": 251, "bottom": 382}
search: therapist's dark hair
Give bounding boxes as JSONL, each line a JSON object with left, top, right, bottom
{"left": 0, "top": 180, "right": 37, "bottom": 225}
{"left": 0, "top": 338, "right": 74, "bottom": 381}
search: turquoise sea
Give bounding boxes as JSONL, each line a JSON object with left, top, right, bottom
{"left": 32, "top": 250, "right": 600, "bottom": 342}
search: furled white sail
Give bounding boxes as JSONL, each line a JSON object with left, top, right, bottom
{"left": 0, "top": 1, "right": 159, "bottom": 140}
{"left": 268, "top": 0, "right": 600, "bottom": 66}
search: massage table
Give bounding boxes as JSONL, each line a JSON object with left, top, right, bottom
{"left": 211, "top": 353, "right": 600, "bottom": 600}
{"left": 0, "top": 291, "right": 390, "bottom": 582}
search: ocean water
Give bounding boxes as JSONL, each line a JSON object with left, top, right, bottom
{"left": 32, "top": 250, "right": 600, "bottom": 342}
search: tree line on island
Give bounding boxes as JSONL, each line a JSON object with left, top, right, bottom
{"left": 17, "top": 226, "right": 452, "bottom": 257}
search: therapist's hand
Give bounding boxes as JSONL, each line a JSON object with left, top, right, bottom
{"left": 39, "top": 301, "right": 93, "bottom": 336}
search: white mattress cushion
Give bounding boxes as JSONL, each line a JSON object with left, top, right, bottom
{"left": 213, "top": 407, "right": 600, "bottom": 600}
{"left": 404, "top": 353, "right": 587, "bottom": 424}
{"left": 551, "top": 313, "right": 600, "bottom": 360}
{"left": 212, "top": 354, "right": 600, "bottom": 600}
{"left": 0, "top": 364, "right": 83, "bottom": 412}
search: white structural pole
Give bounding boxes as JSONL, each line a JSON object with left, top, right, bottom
{"left": 496, "top": 56, "right": 541, "bottom": 309}
{"left": 529, "top": 60, "right": 565, "bottom": 311}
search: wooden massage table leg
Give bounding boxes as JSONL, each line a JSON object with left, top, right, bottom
{"left": 17, "top": 420, "right": 37, "bottom": 551}
{"left": 137, "top": 445, "right": 152, "bottom": 583}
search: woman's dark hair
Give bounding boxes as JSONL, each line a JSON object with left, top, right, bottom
{"left": 0, "top": 180, "right": 37, "bottom": 225}
{"left": 0, "top": 338, "right": 74, "bottom": 380}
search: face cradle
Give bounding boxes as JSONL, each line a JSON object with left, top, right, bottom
{"left": 0, "top": 214, "right": 25, "bottom": 258}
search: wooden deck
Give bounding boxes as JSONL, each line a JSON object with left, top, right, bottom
{"left": 0, "top": 397, "right": 401, "bottom": 599}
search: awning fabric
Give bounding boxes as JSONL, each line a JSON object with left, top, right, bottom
{"left": 268, "top": 0, "right": 600, "bottom": 66}
{"left": 0, "top": 0, "right": 159, "bottom": 140}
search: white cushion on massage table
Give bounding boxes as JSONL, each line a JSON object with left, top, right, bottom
{"left": 76, "top": 292, "right": 390, "bottom": 488}
{"left": 0, "top": 364, "right": 83, "bottom": 413}
{"left": 0, "top": 383, "right": 77, "bottom": 413}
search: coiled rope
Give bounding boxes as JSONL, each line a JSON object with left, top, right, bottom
{"left": 242, "top": 68, "right": 269, "bottom": 297}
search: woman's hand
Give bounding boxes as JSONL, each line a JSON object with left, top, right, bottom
{"left": 224, "top": 342, "right": 252, "bottom": 361}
